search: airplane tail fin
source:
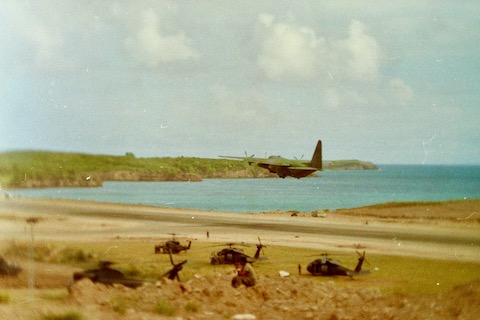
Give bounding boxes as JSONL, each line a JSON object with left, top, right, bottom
{"left": 310, "top": 140, "right": 322, "bottom": 170}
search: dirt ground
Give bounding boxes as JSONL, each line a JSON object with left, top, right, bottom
{"left": 1, "top": 197, "right": 479, "bottom": 319}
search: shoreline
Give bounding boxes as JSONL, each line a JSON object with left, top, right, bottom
{"left": 1, "top": 197, "right": 479, "bottom": 262}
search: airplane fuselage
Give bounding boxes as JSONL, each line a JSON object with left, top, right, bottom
{"left": 257, "top": 162, "right": 317, "bottom": 178}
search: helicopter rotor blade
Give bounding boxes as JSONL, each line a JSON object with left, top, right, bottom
{"left": 356, "top": 250, "right": 371, "bottom": 265}
{"left": 206, "top": 243, "right": 236, "bottom": 248}
{"left": 168, "top": 251, "right": 175, "bottom": 265}
{"left": 353, "top": 243, "right": 367, "bottom": 249}
{"left": 306, "top": 252, "right": 350, "bottom": 257}
{"left": 161, "top": 268, "right": 173, "bottom": 278}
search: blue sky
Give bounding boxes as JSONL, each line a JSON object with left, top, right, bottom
{"left": 1, "top": 1, "right": 479, "bottom": 164}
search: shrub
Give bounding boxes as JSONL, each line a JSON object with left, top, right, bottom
{"left": 109, "top": 294, "right": 140, "bottom": 315}
{"left": 41, "top": 310, "right": 83, "bottom": 320}
{"left": 122, "top": 264, "right": 142, "bottom": 278}
{"left": 110, "top": 298, "right": 128, "bottom": 315}
{"left": 39, "top": 290, "right": 69, "bottom": 301}
{"left": 58, "top": 248, "right": 92, "bottom": 264}
{"left": 4, "top": 241, "right": 55, "bottom": 262}
{"left": 154, "top": 300, "right": 175, "bottom": 316}
{"left": 0, "top": 292, "right": 10, "bottom": 304}
{"left": 185, "top": 301, "right": 200, "bottom": 313}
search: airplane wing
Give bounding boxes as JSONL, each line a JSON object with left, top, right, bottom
{"left": 288, "top": 166, "right": 317, "bottom": 171}
{"left": 219, "top": 156, "right": 276, "bottom": 165}
{"left": 219, "top": 156, "right": 252, "bottom": 160}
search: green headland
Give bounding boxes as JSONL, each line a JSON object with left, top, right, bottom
{"left": 0, "top": 151, "right": 378, "bottom": 189}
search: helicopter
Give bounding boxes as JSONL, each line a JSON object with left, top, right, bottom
{"left": 70, "top": 251, "right": 187, "bottom": 289}
{"left": 154, "top": 233, "right": 192, "bottom": 254}
{"left": 162, "top": 250, "right": 187, "bottom": 281}
{"left": 210, "top": 238, "right": 268, "bottom": 265}
{"left": 71, "top": 261, "right": 145, "bottom": 288}
{"left": 306, "top": 251, "right": 371, "bottom": 277}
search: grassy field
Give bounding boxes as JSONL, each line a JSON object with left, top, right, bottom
{"left": 3, "top": 239, "right": 479, "bottom": 297}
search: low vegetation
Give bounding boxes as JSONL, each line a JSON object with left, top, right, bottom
{"left": 154, "top": 300, "right": 176, "bottom": 316}
{"left": 185, "top": 301, "right": 200, "bottom": 313}
{"left": 109, "top": 294, "right": 141, "bottom": 315}
{"left": 4, "top": 241, "right": 94, "bottom": 265}
{"left": 0, "top": 292, "right": 10, "bottom": 304}
{"left": 1, "top": 239, "right": 479, "bottom": 319}
{"left": 0, "top": 151, "right": 377, "bottom": 189}
{"left": 41, "top": 311, "right": 83, "bottom": 320}
{"left": 3, "top": 240, "right": 479, "bottom": 296}
{"left": 364, "top": 201, "right": 444, "bottom": 209}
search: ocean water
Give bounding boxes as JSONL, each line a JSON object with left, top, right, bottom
{"left": 10, "top": 165, "right": 480, "bottom": 213}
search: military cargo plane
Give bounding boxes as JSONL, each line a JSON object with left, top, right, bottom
{"left": 221, "top": 140, "right": 322, "bottom": 179}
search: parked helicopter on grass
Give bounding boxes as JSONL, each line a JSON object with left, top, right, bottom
{"left": 71, "top": 250, "right": 187, "bottom": 289}
{"left": 210, "top": 238, "right": 268, "bottom": 265}
{"left": 307, "top": 251, "right": 370, "bottom": 277}
{"left": 71, "top": 261, "right": 145, "bottom": 288}
{"left": 154, "top": 233, "right": 192, "bottom": 254}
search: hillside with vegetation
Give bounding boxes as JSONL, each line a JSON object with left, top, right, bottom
{"left": 0, "top": 151, "right": 378, "bottom": 189}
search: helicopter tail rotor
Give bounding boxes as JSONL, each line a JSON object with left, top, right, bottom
{"left": 162, "top": 251, "right": 187, "bottom": 281}
{"left": 356, "top": 250, "right": 370, "bottom": 265}
{"left": 354, "top": 251, "right": 370, "bottom": 273}
{"left": 254, "top": 237, "right": 268, "bottom": 260}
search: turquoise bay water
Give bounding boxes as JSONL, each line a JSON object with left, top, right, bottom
{"left": 11, "top": 165, "right": 480, "bottom": 213}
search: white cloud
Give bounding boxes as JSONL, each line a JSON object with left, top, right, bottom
{"left": 256, "top": 14, "right": 325, "bottom": 81}
{"left": 344, "top": 20, "right": 381, "bottom": 80}
{"left": 339, "top": 20, "right": 382, "bottom": 81}
{"left": 209, "top": 85, "right": 274, "bottom": 124}
{"left": 387, "top": 77, "right": 414, "bottom": 104}
{"left": 180, "top": 84, "right": 285, "bottom": 144}
{"left": 256, "top": 16, "right": 384, "bottom": 85}
{"left": 323, "top": 87, "right": 340, "bottom": 110}
{"left": 2, "top": 3, "right": 73, "bottom": 69}
{"left": 124, "top": 10, "right": 199, "bottom": 67}
{"left": 25, "top": 20, "right": 62, "bottom": 66}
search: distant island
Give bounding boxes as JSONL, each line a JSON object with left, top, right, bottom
{"left": 0, "top": 151, "right": 378, "bottom": 189}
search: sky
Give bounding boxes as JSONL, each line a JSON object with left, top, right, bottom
{"left": 1, "top": 1, "right": 479, "bottom": 165}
